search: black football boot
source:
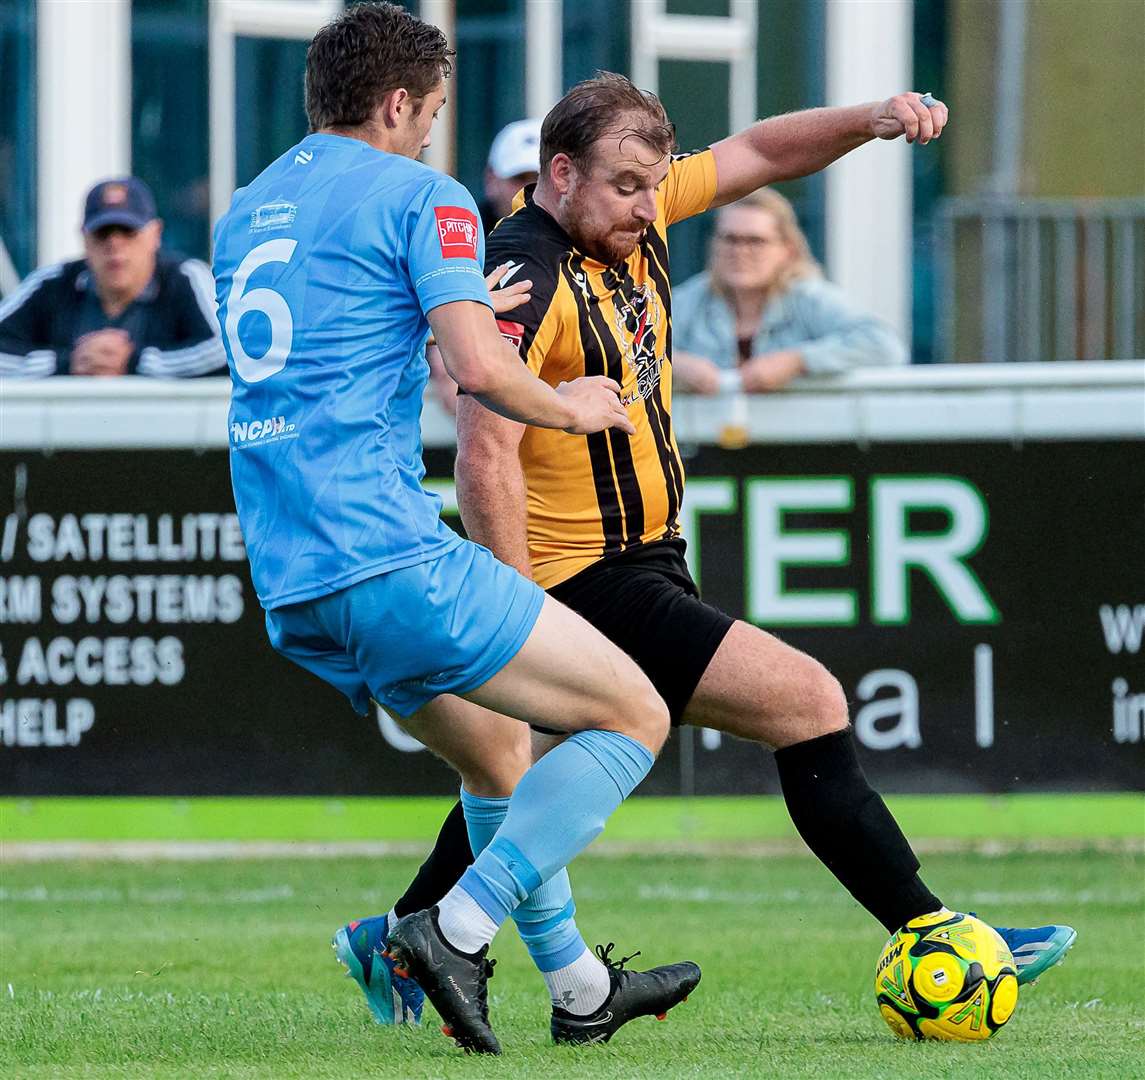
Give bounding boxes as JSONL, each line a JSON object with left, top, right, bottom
{"left": 551, "top": 942, "right": 701, "bottom": 1045}
{"left": 385, "top": 907, "right": 500, "bottom": 1055}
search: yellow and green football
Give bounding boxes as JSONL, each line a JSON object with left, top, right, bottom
{"left": 874, "top": 910, "right": 1019, "bottom": 1042}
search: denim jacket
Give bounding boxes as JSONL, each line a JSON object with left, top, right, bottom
{"left": 672, "top": 272, "right": 908, "bottom": 373}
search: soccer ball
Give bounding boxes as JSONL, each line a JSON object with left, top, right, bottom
{"left": 874, "top": 910, "right": 1019, "bottom": 1042}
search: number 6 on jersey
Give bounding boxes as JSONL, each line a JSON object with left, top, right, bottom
{"left": 222, "top": 238, "right": 298, "bottom": 383}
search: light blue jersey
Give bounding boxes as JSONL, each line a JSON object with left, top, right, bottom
{"left": 213, "top": 133, "right": 491, "bottom": 610}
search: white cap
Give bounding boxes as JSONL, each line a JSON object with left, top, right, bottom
{"left": 487, "top": 118, "right": 543, "bottom": 179}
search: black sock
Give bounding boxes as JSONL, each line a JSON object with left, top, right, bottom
{"left": 392, "top": 799, "right": 474, "bottom": 919}
{"left": 774, "top": 728, "right": 942, "bottom": 933}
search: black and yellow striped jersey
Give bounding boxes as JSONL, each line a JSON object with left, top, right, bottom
{"left": 485, "top": 150, "right": 717, "bottom": 589}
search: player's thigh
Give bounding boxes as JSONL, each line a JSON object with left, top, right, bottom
{"left": 460, "top": 594, "right": 669, "bottom": 753}
{"left": 265, "top": 604, "right": 372, "bottom": 714}
{"left": 683, "top": 620, "right": 848, "bottom": 749}
{"left": 548, "top": 544, "right": 733, "bottom": 726}
{"left": 398, "top": 694, "right": 531, "bottom": 798}
{"left": 334, "top": 541, "right": 545, "bottom": 718}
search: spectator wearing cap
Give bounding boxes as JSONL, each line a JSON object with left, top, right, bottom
{"left": 480, "top": 117, "right": 542, "bottom": 232}
{"left": 0, "top": 177, "right": 225, "bottom": 378}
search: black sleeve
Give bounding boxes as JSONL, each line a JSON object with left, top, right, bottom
{"left": 0, "top": 267, "right": 68, "bottom": 377}
{"left": 136, "top": 259, "right": 228, "bottom": 378}
{"left": 483, "top": 232, "right": 561, "bottom": 366}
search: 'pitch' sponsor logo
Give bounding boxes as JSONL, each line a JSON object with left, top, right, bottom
{"left": 434, "top": 206, "right": 479, "bottom": 260}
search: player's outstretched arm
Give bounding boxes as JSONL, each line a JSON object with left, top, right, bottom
{"left": 455, "top": 395, "right": 531, "bottom": 575}
{"left": 428, "top": 299, "right": 635, "bottom": 436}
{"left": 709, "top": 92, "right": 949, "bottom": 207}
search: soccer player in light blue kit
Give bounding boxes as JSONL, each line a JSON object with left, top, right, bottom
{"left": 212, "top": 2, "right": 696, "bottom": 1055}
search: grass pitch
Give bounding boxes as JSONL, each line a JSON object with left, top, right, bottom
{"left": 3, "top": 793, "right": 1142, "bottom": 844}
{"left": 1, "top": 798, "right": 1142, "bottom": 1079}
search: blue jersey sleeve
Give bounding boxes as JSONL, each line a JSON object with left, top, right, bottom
{"left": 407, "top": 176, "right": 492, "bottom": 316}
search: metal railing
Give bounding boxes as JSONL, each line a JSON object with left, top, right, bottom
{"left": 935, "top": 197, "right": 1145, "bottom": 363}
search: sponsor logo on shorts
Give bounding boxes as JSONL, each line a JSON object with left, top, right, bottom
{"left": 496, "top": 319, "right": 525, "bottom": 352}
{"left": 434, "top": 206, "right": 480, "bottom": 260}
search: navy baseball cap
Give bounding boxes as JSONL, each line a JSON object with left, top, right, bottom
{"left": 83, "top": 177, "right": 157, "bottom": 232}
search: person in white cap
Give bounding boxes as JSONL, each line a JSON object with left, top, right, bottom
{"left": 482, "top": 118, "right": 542, "bottom": 230}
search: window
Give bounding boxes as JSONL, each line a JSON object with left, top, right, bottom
{"left": 0, "top": 0, "right": 36, "bottom": 281}
{"left": 911, "top": 0, "right": 947, "bottom": 363}
{"left": 648, "top": 0, "right": 827, "bottom": 287}
{"left": 454, "top": 0, "right": 527, "bottom": 202}
{"left": 132, "top": 0, "right": 210, "bottom": 260}
{"left": 233, "top": 36, "right": 311, "bottom": 189}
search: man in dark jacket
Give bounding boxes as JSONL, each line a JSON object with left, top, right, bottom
{"left": 0, "top": 177, "right": 225, "bottom": 378}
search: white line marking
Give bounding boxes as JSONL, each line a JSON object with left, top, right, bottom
{"left": 0, "top": 836, "right": 1141, "bottom": 863}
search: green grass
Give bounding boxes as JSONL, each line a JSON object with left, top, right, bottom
{"left": 2, "top": 848, "right": 1143, "bottom": 1079}
{"left": 3, "top": 793, "right": 1143, "bottom": 843}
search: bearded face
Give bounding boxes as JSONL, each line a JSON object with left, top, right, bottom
{"left": 552, "top": 127, "right": 669, "bottom": 265}
{"left": 561, "top": 170, "right": 652, "bottom": 264}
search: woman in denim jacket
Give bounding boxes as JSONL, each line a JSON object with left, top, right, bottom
{"left": 672, "top": 188, "right": 906, "bottom": 394}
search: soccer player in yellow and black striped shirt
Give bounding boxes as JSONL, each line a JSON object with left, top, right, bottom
{"left": 372, "top": 74, "right": 1074, "bottom": 1042}
{"left": 480, "top": 142, "right": 712, "bottom": 589}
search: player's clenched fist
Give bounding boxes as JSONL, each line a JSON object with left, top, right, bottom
{"left": 556, "top": 376, "right": 636, "bottom": 435}
{"left": 871, "top": 92, "right": 948, "bottom": 144}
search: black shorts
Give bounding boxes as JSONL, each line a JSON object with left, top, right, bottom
{"left": 542, "top": 539, "right": 735, "bottom": 727}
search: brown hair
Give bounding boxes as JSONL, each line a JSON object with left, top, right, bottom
{"left": 539, "top": 71, "right": 676, "bottom": 174}
{"left": 305, "top": 2, "right": 453, "bottom": 132}
{"left": 711, "top": 188, "right": 822, "bottom": 298}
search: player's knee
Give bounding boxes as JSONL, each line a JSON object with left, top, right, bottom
{"left": 580, "top": 656, "right": 668, "bottom": 752}
{"left": 455, "top": 727, "right": 532, "bottom": 797}
{"left": 795, "top": 661, "right": 849, "bottom": 741}
{"left": 617, "top": 676, "right": 670, "bottom": 754}
{"left": 491, "top": 741, "right": 533, "bottom": 793}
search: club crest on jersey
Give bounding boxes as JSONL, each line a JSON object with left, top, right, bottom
{"left": 613, "top": 282, "right": 663, "bottom": 404}
{"left": 434, "top": 206, "right": 480, "bottom": 260}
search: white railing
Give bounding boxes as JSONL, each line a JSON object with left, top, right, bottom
{"left": 2, "top": 362, "right": 1142, "bottom": 451}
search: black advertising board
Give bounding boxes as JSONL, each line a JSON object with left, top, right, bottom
{"left": 1, "top": 442, "right": 1142, "bottom": 795}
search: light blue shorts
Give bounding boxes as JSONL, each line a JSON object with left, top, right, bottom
{"left": 265, "top": 540, "right": 545, "bottom": 717}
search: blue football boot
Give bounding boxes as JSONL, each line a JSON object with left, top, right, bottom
{"left": 994, "top": 923, "right": 1077, "bottom": 986}
{"left": 332, "top": 914, "right": 424, "bottom": 1025}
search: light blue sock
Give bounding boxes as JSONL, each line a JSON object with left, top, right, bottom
{"left": 460, "top": 788, "right": 587, "bottom": 973}
{"left": 457, "top": 729, "right": 654, "bottom": 929}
